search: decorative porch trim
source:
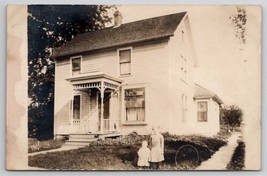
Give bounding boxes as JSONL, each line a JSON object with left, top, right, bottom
{"left": 73, "top": 82, "right": 101, "bottom": 90}
{"left": 67, "top": 72, "right": 123, "bottom": 91}
{"left": 67, "top": 72, "right": 124, "bottom": 134}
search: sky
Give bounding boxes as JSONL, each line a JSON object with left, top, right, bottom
{"left": 116, "top": 5, "right": 261, "bottom": 169}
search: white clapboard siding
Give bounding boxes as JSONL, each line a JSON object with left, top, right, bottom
{"left": 192, "top": 99, "right": 220, "bottom": 136}
{"left": 117, "top": 40, "right": 171, "bottom": 135}
{"left": 165, "top": 16, "right": 199, "bottom": 134}
{"left": 82, "top": 50, "right": 118, "bottom": 76}
{"left": 54, "top": 59, "right": 72, "bottom": 134}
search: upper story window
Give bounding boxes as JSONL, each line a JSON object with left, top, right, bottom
{"left": 71, "top": 56, "right": 81, "bottom": 76}
{"left": 119, "top": 48, "right": 131, "bottom": 75}
{"left": 180, "top": 55, "right": 187, "bottom": 82}
{"left": 197, "top": 101, "right": 208, "bottom": 122}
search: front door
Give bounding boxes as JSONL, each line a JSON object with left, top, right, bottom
{"left": 98, "top": 92, "right": 110, "bottom": 132}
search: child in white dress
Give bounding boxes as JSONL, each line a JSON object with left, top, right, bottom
{"left": 137, "top": 140, "right": 150, "bottom": 168}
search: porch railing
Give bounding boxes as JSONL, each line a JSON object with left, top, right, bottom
{"left": 80, "top": 107, "right": 98, "bottom": 133}
{"left": 73, "top": 119, "right": 80, "bottom": 126}
{"left": 103, "top": 119, "right": 110, "bottom": 132}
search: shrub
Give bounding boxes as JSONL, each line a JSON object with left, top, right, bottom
{"left": 221, "top": 105, "right": 243, "bottom": 131}
{"left": 28, "top": 138, "right": 65, "bottom": 153}
{"left": 89, "top": 131, "right": 150, "bottom": 147}
{"left": 226, "top": 141, "right": 245, "bottom": 170}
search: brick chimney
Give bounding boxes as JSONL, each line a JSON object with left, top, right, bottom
{"left": 113, "top": 11, "right": 122, "bottom": 27}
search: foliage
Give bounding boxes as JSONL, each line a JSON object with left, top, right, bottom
{"left": 28, "top": 138, "right": 66, "bottom": 153}
{"left": 162, "top": 132, "right": 227, "bottom": 152}
{"left": 29, "top": 132, "right": 227, "bottom": 170}
{"left": 216, "top": 124, "right": 232, "bottom": 140}
{"left": 221, "top": 105, "right": 243, "bottom": 131}
{"left": 28, "top": 5, "right": 115, "bottom": 140}
{"left": 229, "top": 7, "right": 247, "bottom": 44}
{"left": 90, "top": 131, "right": 150, "bottom": 146}
{"left": 226, "top": 141, "right": 245, "bottom": 170}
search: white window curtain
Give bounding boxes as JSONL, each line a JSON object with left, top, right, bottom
{"left": 126, "top": 108, "right": 145, "bottom": 121}
{"left": 125, "top": 88, "right": 145, "bottom": 122}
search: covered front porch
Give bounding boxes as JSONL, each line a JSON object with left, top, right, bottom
{"left": 66, "top": 72, "right": 123, "bottom": 134}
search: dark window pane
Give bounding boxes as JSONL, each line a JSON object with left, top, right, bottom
{"left": 119, "top": 50, "right": 131, "bottom": 63}
{"left": 73, "top": 95, "right": 80, "bottom": 119}
{"left": 72, "top": 58, "right": 81, "bottom": 71}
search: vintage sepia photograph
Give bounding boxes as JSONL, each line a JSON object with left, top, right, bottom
{"left": 6, "top": 4, "right": 261, "bottom": 171}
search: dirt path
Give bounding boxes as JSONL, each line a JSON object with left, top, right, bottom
{"left": 195, "top": 132, "right": 241, "bottom": 170}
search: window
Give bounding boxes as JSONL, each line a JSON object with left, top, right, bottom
{"left": 180, "top": 55, "right": 187, "bottom": 81}
{"left": 197, "top": 101, "right": 208, "bottom": 122}
{"left": 119, "top": 49, "right": 131, "bottom": 75}
{"left": 73, "top": 95, "right": 81, "bottom": 119}
{"left": 124, "top": 88, "right": 145, "bottom": 122}
{"left": 71, "top": 56, "right": 81, "bottom": 76}
{"left": 182, "top": 94, "right": 187, "bottom": 122}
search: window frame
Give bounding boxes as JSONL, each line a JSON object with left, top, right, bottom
{"left": 72, "top": 94, "right": 82, "bottom": 120}
{"left": 121, "top": 84, "right": 147, "bottom": 125}
{"left": 70, "top": 55, "right": 83, "bottom": 76}
{"left": 118, "top": 47, "right": 132, "bottom": 76}
{"left": 197, "top": 101, "right": 208, "bottom": 122}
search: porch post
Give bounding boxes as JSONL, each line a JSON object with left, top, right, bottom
{"left": 70, "top": 89, "right": 74, "bottom": 133}
{"left": 100, "top": 81, "right": 104, "bottom": 133}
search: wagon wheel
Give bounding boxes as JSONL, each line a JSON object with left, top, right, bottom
{"left": 198, "top": 146, "right": 212, "bottom": 163}
{"left": 175, "top": 144, "right": 199, "bottom": 169}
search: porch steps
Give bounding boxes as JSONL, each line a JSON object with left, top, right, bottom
{"left": 64, "top": 132, "right": 121, "bottom": 146}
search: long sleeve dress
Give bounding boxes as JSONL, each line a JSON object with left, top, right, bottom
{"left": 149, "top": 134, "right": 164, "bottom": 162}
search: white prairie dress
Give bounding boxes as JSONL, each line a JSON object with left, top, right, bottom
{"left": 149, "top": 134, "right": 164, "bottom": 162}
{"left": 137, "top": 147, "right": 151, "bottom": 167}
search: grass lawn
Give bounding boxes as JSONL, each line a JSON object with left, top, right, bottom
{"left": 28, "top": 138, "right": 65, "bottom": 153}
{"left": 29, "top": 132, "right": 227, "bottom": 170}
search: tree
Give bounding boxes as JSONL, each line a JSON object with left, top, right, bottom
{"left": 28, "top": 5, "right": 116, "bottom": 140}
{"left": 229, "top": 7, "right": 247, "bottom": 44}
{"left": 221, "top": 105, "right": 243, "bottom": 131}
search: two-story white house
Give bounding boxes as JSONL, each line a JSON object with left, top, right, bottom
{"left": 52, "top": 11, "right": 223, "bottom": 141}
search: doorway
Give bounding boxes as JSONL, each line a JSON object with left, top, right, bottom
{"left": 98, "top": 92, "right": 111, "bottom": 132}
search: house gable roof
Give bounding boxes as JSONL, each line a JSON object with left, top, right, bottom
{"left": 52, "top": 12, "right": 187, "bottom": 58}
{"left": 194, "top": 84, "right": 224, "bottom": 105}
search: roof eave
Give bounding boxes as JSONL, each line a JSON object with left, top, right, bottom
{"left": 194, "top": 95, "right": 224, "bottom": 105}
{"left": 66, "top": 73, "right": 123, "bottom": 84}
{"left": 52, "top": 34, "right": 173, "bottom": 58}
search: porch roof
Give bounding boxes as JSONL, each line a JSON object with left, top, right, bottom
{"left": 66, "top": 71, "right": 123, "bottom": 90}
{"left": 194, "top": 84, "right": 224, "bottom": 105}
